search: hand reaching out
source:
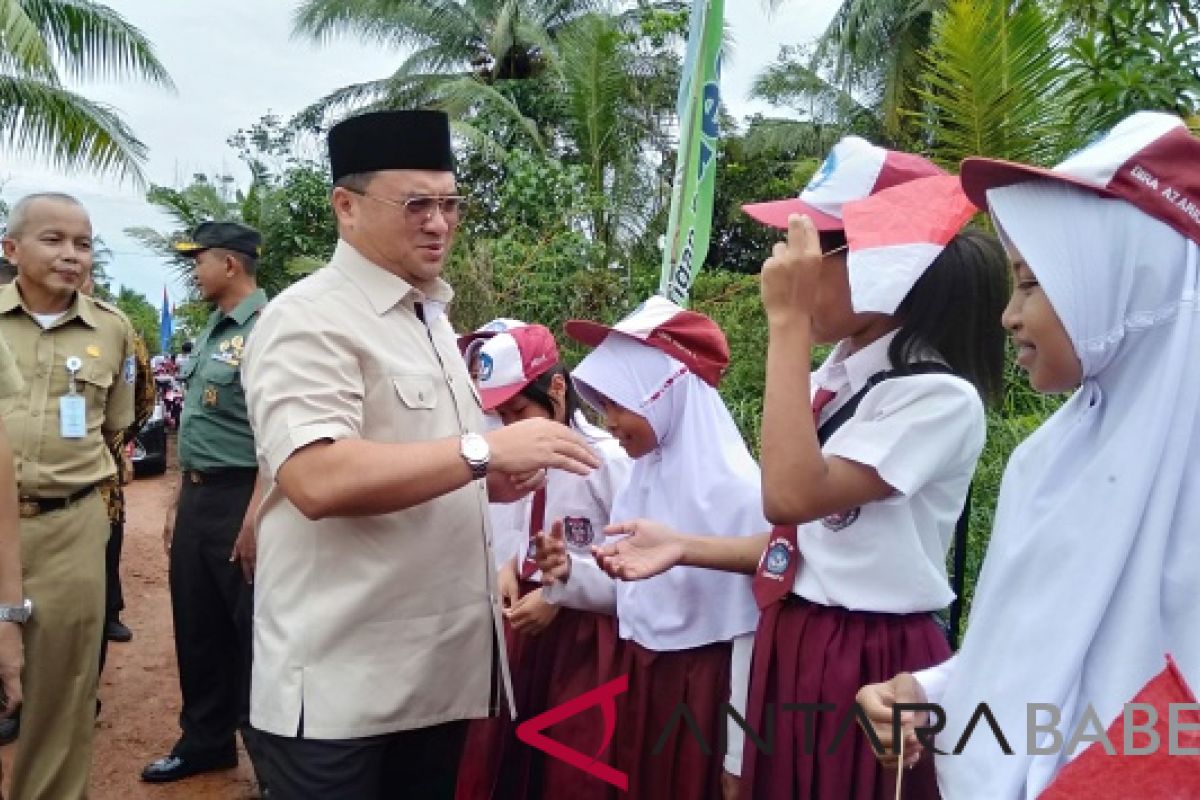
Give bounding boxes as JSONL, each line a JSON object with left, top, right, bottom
{"left": 592, "top": 519, "right": 686, "bottom": 581}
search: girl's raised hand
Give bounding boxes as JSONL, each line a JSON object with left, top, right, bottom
{"left": 592, "top": 519, "right": 686, "bottom": 581}
{"left": 760, "top": 214, "right": 823, "bottom": 321}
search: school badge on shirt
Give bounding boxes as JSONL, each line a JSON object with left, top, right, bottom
{"left": 563, "top": 517, "right": 595, "bottom": 547}
{"left": 822, "top": 507, "right": 861, "bottom": 531}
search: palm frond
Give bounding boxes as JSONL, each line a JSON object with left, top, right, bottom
{"left": 19, "top": 0, "right": 173, "bottom": 87}
{"left": 914, "top": 0, "right": 1067, "bottom": 167}
{"left": 0, "top": 74, "right": 146, "bottom": 182}
{"left": 292, "top": 0, "right": 473, "bottom": 50}
{"left": 436, "top": 76, "right": 546, "bottom": 152}
{"left": 0, "top": 0, "right": 54, "bottom": 77}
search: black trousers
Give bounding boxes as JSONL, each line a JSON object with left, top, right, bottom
{"left": 98, "top": 519, "right": 124, "bottom": 675}
{"left": 168, "top": 474, "right": 256, "bottom": 759}
{"left": 253, "top": 721, "right": 469, "bottom": 800}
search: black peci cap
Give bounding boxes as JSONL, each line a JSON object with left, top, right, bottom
{"left": 327, "top": 110, "right": 455, "bottom": 183}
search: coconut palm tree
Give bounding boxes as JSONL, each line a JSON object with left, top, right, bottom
{"left": 0, "top": 0, "right": 173, "bottom": 181}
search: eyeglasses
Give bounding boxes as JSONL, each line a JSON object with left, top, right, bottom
{"left": 348, "top": 190, "right": 467, "bottom": 222}
{"left": 822, "top": 243, "right": 848, "bottom": 258}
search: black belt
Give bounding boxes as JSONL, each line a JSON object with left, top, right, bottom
{"left": 184, "top": 467, "right": 258, "bottom": 486}
{"left": 18, "top": 485, "right": 96, "bottom": 519}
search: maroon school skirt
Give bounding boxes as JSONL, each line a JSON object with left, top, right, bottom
{"left": 612, "top": 639, "right": 732, "bottom": 800}
{"left": 456, "top": 580, "right": 618, "bottom": 800}
{"left": 740, "top": 596, "right": 949, "bottom": 800}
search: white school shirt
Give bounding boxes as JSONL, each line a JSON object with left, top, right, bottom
{"left": 483, "top": 412, "right": 528, "bottom": 570}
{"left": 792, "top": 330, "right": 985, "bottom": 613}
{"left": 518, "top": 413, "right": 632, "bottom": 586}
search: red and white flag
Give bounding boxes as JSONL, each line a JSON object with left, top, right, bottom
{"left": 840, "top": 174, "right": 978, "bottom": 314}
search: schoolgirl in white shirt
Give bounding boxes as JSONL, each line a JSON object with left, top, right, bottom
{"left": 589, "top": 139, "right": 1009, "bottom": 799}
{"left": 539, "top": 297, "right": 767, "bottom": 800}
{"left": 860, "top": 111, "right": 1200, "bottom": 799}
{"left": 455, "top": 323, "right": 632, "bottom": 800}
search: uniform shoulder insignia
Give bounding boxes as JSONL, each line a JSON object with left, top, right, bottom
{"left": 90, "top": 296, "right": 129, "bottom": 320}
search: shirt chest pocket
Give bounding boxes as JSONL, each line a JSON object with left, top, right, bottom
{"left": 392, "top": 373, "right": 438, "bottom": 411}
{"left": 77, "top": 363, "right": 113, "bottom": 427}
{"left": 202, "top": 364, "right": 241, "bottom": 409}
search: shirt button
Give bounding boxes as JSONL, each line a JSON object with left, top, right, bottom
{"left": 31, "top": 409, "right": 40, "bottom": 418}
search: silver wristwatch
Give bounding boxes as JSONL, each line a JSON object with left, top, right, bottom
{"left": 0, "top": 599, "right": 32, "bottom": 624}
{"left": 460, "top": 433, "right": 490, "bottom": 480}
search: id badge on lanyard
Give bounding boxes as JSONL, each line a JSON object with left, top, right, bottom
{"left": 60, "top": 356, "right": 86, "bottom": 439}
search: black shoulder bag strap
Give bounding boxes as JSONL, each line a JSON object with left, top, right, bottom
{"left": 815, "top": 362, "right": 972, "bottom": 650}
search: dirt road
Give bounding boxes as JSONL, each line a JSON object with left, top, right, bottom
{"left": 1, "top": 442, "right": 259, "bottom": 799}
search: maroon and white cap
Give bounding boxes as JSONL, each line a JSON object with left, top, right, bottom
{"left": 564, "top": 295, "right": 730, "bottom": 387}
{"left": 961, "top": 111, "right": 1200, "bottom": 246}
{"left": 457, "top": 317, "right": 527, "bottom": 360}
{"left": 475, "top": 324, "right": 560, "bottom": 411}
{"left": 742, "top": 136, "right": 945, "bottom": 231}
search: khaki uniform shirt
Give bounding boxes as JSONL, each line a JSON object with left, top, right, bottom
{"left": 177, "top": 289, "right": 266, "bottom": 472}
{"left": 0, "top": 282, "right": 136, "bottom": 497}
{"left": 0, "top": 333, "right": 23, "bottom": 398}
{"left": 242, "top": 241, "right": 512, "bottom": 739}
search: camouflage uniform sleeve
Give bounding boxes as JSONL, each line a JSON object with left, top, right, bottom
{"left": 128, "top": 335, "right": 155, "bottom": 442}
{"left": 0, "top": 332, "right": 23, "bottom": 399}
{"left": 102, "top": 315, "right": 138, "bottom": 437}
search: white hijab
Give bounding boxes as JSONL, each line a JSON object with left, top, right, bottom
{"left": 936, "top": 181, "right": 1200, "bottom": 798}
{"left": 573, "top": 333, "right": 763, "bottom": 651}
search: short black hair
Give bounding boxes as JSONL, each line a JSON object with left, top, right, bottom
{"left": 181, "top": 341, "right": 193, "bottom": 354}
{"left": 212, "top": 247, "right": 258, "bottom": 276}
{"left": 0, "top": 256, "right": 16, "bottom": 285}
{"left": 888, "top": 227, "right": 1009, "bottom": 406}
{"left": 519, "top": 364, "right": 582, "bottom": 423}
{"left": 334, "top": 171, "right": 379, "bottom": 195}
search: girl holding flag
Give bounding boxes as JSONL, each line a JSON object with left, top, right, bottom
{"left": 582, "top": 137, "right": 1010, "bottom": 798}
{"left": 860, "top": 111, "right": 1200, "bottom": 799}
{"left": 455, "top": 323, "right": 633, "bottom": 800}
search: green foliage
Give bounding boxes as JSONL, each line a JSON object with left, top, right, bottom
{"left": 0, "top": 0, "right": 173, "bottom": 181}
{"left": 1060, "top": 0, "right": 1200, "bottom": 132}
{"left": 915, "top": 0, "right": 1069, "bottom": 167}
{"left": 111, "top": 285, "right": 158, "bottom": 353}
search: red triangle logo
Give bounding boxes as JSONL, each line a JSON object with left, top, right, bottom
{"left": 515, "top": 674, "right": 629, "bottom": 790}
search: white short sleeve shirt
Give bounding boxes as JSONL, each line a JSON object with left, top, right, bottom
{"left": 791, "top": 331, "right": 987, "bottom": 613}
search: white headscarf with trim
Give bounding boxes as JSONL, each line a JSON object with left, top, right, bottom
{"left": 573, "top": 333, "right": 762, "bottom": 651}
{"left": 935, "top": 180, "right": 1200, "bottom": 798}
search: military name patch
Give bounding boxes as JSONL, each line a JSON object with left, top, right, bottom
{"left": 123, "top": 356, "right": 136, "bottom": 384}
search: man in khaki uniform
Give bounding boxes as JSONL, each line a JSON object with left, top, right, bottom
{"left": 241, "top": 110, "right": 599, "bottom": 799}
{"left": 0, "top": 193, "right": 136, "bottom": 799}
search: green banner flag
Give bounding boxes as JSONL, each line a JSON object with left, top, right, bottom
{"left": 659, "top": 0, "right": 725, "bottom": 307}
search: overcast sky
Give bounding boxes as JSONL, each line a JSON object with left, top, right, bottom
{"left": 0, "top": 0, "right": 840, "bottom": 310}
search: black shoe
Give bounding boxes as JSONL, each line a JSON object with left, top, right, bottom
{"left": 140, "top": 753, "right": 237, "bottom": 783}
{"left": 0, "top": 711, "right": 18, "bottom": 746}
{"left": 105, "top": 619, "right": 133, "bottom": 643}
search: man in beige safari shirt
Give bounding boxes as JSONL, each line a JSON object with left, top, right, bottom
{"left": 241, "top": 110, "right": 598, "bottom": 799}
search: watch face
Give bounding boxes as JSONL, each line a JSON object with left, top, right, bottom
{"left": 463, "top": 435, "right": 489, "bottom": 462}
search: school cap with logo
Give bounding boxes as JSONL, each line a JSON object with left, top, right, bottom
{"left": 475, "top": 324, "right": 559, "bottom": 411}
{"left": 327, "top": 109, "right": 454, "bottom": 183}
{"left": 174, "top": 221, "right": 262, "bottom": 258}
{"left": 564, "top": 295, "right": 730, "bottom": 387}
{"left": 457, "top": 317, "right": 527, "bottom": 366}
{"left": 961, "top": 111, "right": 1200, "bottom": 246}
{"left": 742, "top": 136, "right": 946, "bottom": 231}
